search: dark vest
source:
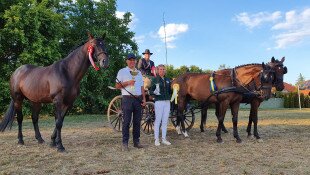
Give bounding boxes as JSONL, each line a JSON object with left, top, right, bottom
{"left": 140, "top": 58, "right": 155, "bottom": 76}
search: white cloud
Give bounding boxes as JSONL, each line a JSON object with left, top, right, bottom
{"left": 115, "top": 11, "right": 138, "bottom": 29}
{"left": 272, "top": 9, "right": 310, "bottom": 48}
{"left": 235, "top": 11, "right": 281, "bottom": 29}
{"left": 133, "top": 35, "right": 145, "bottom": 44}
{"left": 157, "top": 23, "right": 188, "bottom": 48}
{"left": 235, "top": 8, "right": 310, "bottom": 49}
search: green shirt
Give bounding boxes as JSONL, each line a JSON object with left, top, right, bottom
{"left": 150, "top": 76, "right": 172, "bottom": 101}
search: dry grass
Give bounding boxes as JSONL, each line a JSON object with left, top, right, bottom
{"left": 0, "top": 109, "right": 310, "bottom": 175}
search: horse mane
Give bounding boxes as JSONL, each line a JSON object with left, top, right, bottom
{"left": 67, "top": 41, "right": 87, "bottom": 54}
{"left": 234, "top": 63, "right": 261, "bottom": 69}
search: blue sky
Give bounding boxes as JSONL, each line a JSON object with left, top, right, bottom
{"left": 116, "top": 0, "right": 310, "bottom": 85}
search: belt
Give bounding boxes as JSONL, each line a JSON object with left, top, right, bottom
{"left": 123, "top": 95, "right": 142, "bottom": 98}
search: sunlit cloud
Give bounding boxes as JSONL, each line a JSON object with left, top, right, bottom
{"left": 234, "top": 11, "right": 281, "bottom": 29}
{"left": 133, "top": 35, "right": 145, "bottom": 45}
{"left": 272, "top": 9, "right": 310, "bottom": 49}
{"left": 235, "top": 8, "right": 310, "bottom": 49}
{"left": 157, "top": 23, "right": 189, "bottom": 48}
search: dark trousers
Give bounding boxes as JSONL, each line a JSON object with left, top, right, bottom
{"left": 122, "top": 96, "right": 142, "bottom": 145}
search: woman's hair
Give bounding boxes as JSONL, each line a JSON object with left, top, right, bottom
{"left": 156, "top": 64, "right": 165, "bottom": 73}
{"left": 157, "top": 64, "right": 165, "bottom": 69}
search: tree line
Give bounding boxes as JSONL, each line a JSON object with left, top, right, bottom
{"left": 0, "top": 0, "right": 215, "bottom": 116}
{"left": 0, "top": 0, "right": 138, "bottom": 115}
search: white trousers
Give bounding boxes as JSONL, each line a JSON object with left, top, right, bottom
{"left": 154, "top": 100, "right": 171, "bottom": 140}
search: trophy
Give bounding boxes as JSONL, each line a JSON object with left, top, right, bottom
{"left": 129, "top": 69, "right": 138, "bottom": 91}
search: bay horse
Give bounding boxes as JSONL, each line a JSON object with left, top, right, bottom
{"left": 172, "top": 63, "right": 274, "bottom": 143}
{"left": 0, "top": 33, "right": 109, "bottom": 152}
{"left": 200, "top": 57, "right": 287, "bottom": 140}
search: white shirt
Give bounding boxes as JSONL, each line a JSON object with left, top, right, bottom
{"left": 116, "top": 67, "right": 144, "bottom": 95}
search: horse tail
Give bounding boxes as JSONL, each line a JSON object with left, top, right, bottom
{"left": 0, "top": 99, "right": 16, "bottom": 132}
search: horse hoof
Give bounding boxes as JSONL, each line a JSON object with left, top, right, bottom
{"left": 182, "top": 131, "right": 189, "bottom": 138}
{"left": 236, "top": 139, "right": 242, "bottom": 143}
{"left": 57, "top": 148, "right": 66, "bottom": 153}
{"left": 223, "top": 130, "right": 228, "bottom": 134}
{"left": 38, "top": 139, "right": 45, "bottom": 144}
{"left": 176, "top": 126, "right": 182, "bottom": 135}
{"left": 247, "top": 134, "right": 254, "bottom": 139}
{"left": 50, "top": 142, "right": 56, "bottom": 148}
{"left": 217, "top": 139, "right": 223, "bottom": 143}
{"left": 257, "top": 139, "right": 263, "bottom": 143}
{"left": 18, "top": 140, "right": 24, "bottom": 145}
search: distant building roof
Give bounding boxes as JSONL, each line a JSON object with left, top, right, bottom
{"left": 300, "top": 89, "right": 310, "bottom": 96}
{"left": 301, "top": 80, "right": 310, "bottom": 90}
{"left": 283, "top": 82, "right": 296, "bottom": 93}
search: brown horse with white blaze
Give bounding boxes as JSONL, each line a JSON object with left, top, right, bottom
{"left": 0, "top": 33, "right": 109, "bottom": 152}
{"left": 172, "top": 63, "right": 274, "bottom": 143}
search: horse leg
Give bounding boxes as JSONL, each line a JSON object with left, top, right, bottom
{"left": 216, "top": 103, "right": 228, "bottom": 133}
{"left": 216, "top": 102, "right": 228, "bottom": 143}
{"left": 231, "top": 103, "right": 242, "bottom": 143}
{"left": 173, "top": 102, "right": 182, "bottom": 135}
{"left": 54, "top": 101, "right": 69, "bottom": 152}
{"left": 14, "top": 100, "right": 24, "bottom": 145}
{"left": 246, "top": 105, "right": 254, "bottom": 138}
{"left": 251, "top": 100, "right": 261, "bottom": 140}
{"left": 31, "top": 102, "right": 44, "bottom": 144}
{"left": 178, "top": 98, "right": 188, "bottom": 137}
{"left": 200, "top": 103, "right": 207, "bottom": 132}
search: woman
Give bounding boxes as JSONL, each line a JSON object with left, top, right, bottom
{"left": 150, "top": 64, "right": 172, "bottom": 146}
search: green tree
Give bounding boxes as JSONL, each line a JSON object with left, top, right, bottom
{"left": 58, "top": 0, "right": 137, "bottom": 114}
{"left": 0, "top": 0, "right": 65, "bottom": 114}
{"left": 295, "top": 73, "right": 305, "bottom": 88}
{"left": 189, "top": 65, "right": 202, "bottom": 73}
{"left": 218, "top": 64, "right": 229, "bottom": 70}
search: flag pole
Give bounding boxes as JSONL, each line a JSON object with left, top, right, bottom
{"left": 163, "top": 12, "right": 168, "bottom": 65}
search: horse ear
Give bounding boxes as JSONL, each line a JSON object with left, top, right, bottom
{"left": 271, "top": 56, "right": 275, "bottom": 63}
{"left": 262, "top": 62, "right": 266, "bottom": 69}
{"left": 280, "top": 57, "right": 285, "bottom": 63}
{"left": 87, "top": 32, "right": 94, "bottom": 40}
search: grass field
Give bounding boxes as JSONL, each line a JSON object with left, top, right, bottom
{"left": 0, "top": 109, "right": 310, "bottom": 175}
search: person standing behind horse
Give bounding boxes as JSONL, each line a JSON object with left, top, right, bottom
{"left": 115, "top": 53, "right": 146, "bottom": 151}
{"left": 150, "top": 64, "right": 172, "bottom": 146}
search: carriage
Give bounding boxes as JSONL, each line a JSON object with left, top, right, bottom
{"left": 106, "top": 78, "right": 196, "bottom": 135}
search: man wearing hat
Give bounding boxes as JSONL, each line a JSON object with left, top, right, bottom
{"left": 115, "top": 53, "right": 146, "bottom": 151}
{"left": 138, "top": 49, "right": 155, "bottom": 76}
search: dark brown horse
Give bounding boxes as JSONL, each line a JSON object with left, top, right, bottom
{"left": 0, "top": 33, "right": 109, "bottom": 152}
{"left": 200, "top": 57, "right": 287, "bottom": 140}
{"left": 172, "top": 63, "right": 274, "bottom": 143}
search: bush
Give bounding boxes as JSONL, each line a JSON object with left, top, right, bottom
{"left": 283, "top": 92, "right": 310, "bottom": 108}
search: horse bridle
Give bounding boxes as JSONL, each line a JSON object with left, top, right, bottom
{"left": 89, "top": 39, "right": 108, "bottom": 59}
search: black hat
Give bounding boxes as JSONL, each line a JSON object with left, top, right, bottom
{"left": 142, "top": 49, "right": 153, "bottom": 55}
{"left": 126, "top": 53, "right": 137, "bottom": 60}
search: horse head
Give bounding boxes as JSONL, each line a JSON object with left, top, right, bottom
{"left": 259, "top": 62, "right": 276, "bottom": 100}
{"left": 268, "top": 56, "right": 287, "bottom": 91}
{"left": 87, "top": 32, "right": 109, "bottom": 69}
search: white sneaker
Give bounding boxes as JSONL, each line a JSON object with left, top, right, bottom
{"left": 162, "top": 139, "right": 171, "bottom": 145}
{"left": 155, "top": 139, "right": 160, "bottom": 146}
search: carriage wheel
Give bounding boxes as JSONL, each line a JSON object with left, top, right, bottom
{"left": 141, "top": 101, "right": 155, "bottom": 135}
{"left": 107, "top": 95, "right": 123, "bottom": 132}
{"left": 170, "top": 108, "right": 195, "bottom": 131}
